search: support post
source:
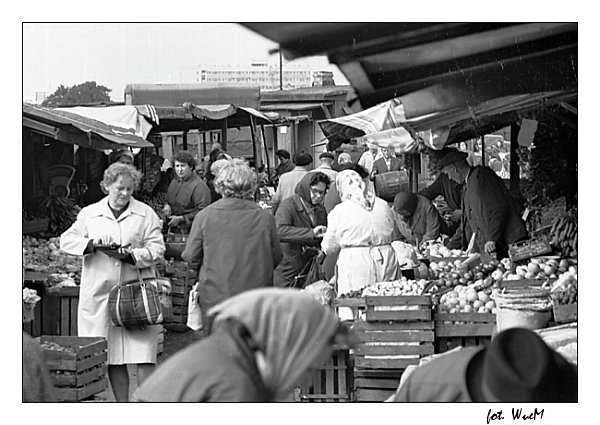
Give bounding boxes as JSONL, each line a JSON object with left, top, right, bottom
{"left": 182, "top": 130, "right": 188, "bottom": 151}
{"left": 510, "top": 124, "right": 521, "bottom": 197}
{"left": 261, "top": 124, "right": 271, "bottom": 178}
{"left": 221, "top": 118, "right": 228, "bottom": 151}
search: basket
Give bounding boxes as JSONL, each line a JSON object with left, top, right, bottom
{"left": 508, "top": 236, "right": 552, "bottom": 262}
{"left": 164, "top": 231, "right": 187, "bottom": 260}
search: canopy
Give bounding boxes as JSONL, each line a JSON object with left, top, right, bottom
{"left": 23, "top": 103, "right": 154, "bottom": 151}
{"left": 57, "top": 105, "right": 154, "bottom": 139}
{"left": 242, "top": 23, "right": 577, "bottom": 116}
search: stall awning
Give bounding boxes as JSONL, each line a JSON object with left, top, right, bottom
{"left": 242, "top": 23, "right": 577, "bottom": 116}
{"left": 260, "top": 102, "right": 332, "bottom": 111}
{"left": 23, "top": 103, "right": 154, "bottom": 150}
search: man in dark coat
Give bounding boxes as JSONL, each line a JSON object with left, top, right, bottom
{"left": 370, "top": 146, "right": 404, "bottom": 178}
{"left": 392, "top": 327, "right": 577, "bottom": 402}
{"left": 273, "top": 149, "right": 295, "bottom": 184}
{"left": 274, "top": 172, "right": 330, "bottom": 287}
{"left": 438, "top": 150, "right": 528, "bottom": 258}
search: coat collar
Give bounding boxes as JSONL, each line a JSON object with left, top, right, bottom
{"left": 209, "top": 197, "right": 259, "bottom": 210}
{"left": 87, "top": 197, "right": 147, "bottom": 221}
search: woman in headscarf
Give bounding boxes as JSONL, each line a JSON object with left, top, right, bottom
{"left": 273, "top": 172, "right": 330, "bottom": 288}
{"left": 134, "top": 288, "right": 350, "bottom": 402}
{"left": 393, "top": 191, "right": 452, "bottom": 245}
{"left": 322, "top": 166, "right": 400, "bottom": 319}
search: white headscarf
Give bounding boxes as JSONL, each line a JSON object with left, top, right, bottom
{"left": 207, "top": 288, "right": 338, "bottom": 400}
{"left": 336, "top": 169, "right": 376, "bottom": 211}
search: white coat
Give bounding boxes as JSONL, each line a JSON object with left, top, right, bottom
{"left": 321, "top": 197, "right": 400, "bottom": 319}
{"left": 60, "top": 197, "right": 166, "bottom": 365}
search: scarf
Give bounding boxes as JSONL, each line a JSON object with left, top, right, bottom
{"left": 336, "top": 170, "right": 376, "bottom": 211}
{"left": 206, "top": 288, "right": 338, "bottom": 399}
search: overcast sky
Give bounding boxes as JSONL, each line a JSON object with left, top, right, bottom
{"left": 22, "top": 23, "right": 348, "bottom": 102}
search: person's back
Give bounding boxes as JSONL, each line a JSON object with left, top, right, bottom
{"left": 135, "top": 320, "right": 269, "bottom": 402}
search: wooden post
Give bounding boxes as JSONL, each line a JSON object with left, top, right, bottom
{"left": 480, "top": 135, "right": 485, "bottom": 167}
{"left": 202, "top": 132, "right": 207, "bottom": 158}
{"left": 412, "top": 154, "right": 420, "bottom": 192}
{"left": 510, "top": 124, "right": 521, "bottom": 196}
{"left": 221, "top": 118, "right": 228, "bottom": 151}
{"left": 182, "top": 130, "right": 188, "bottom": 151}
{"left": 249, "top": 115, "right": 262, "bottom": 170}
{"left": 261, "top": 125, "right": 271, "bottom": 178}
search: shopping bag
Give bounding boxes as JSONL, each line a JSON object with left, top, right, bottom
{"left": 186, "top": 282, "right": 203, "bottom": 331}
{"left": 303, "top": 256, "right": 326, "bottom": 288}
{"left": 108, "top": 268, "right": 170, "bottom": 329}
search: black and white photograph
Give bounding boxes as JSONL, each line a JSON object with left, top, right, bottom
{"left": 13, "top": 5, "right": 594, "bottom": 423}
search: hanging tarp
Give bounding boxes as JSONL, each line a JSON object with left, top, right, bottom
{"left": 318, "top": 98, "right": 406, "bottom": 149}
{"left": 23, "top": 103, "right": 154, "bottom": 150}
{"left": 58, "top": 105, "right": 154, "bottom": 139}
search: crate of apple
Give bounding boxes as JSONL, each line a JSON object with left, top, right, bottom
{"left": 437, "top": 285, "right": 499, "bottom": 314}
{"left": 429, "top": 258, "right": 504, "bottom": 290}
{"left": 503, "top": 258, "right": 573, "bottom": 282}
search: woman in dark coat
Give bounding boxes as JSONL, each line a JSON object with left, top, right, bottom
{"left": 134, "top": 288, "right": 349, "bottom": 402}
{"left": 182, "top": 159, "right": 283, "bottom": 324}
{"left": 273, "top": 172, "right": 330, "bottom": 288}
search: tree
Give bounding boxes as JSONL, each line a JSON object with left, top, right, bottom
{"left": 42, "top": 81, "right": 112, "bottom": 107}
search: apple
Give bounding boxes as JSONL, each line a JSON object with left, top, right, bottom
{"left": 485, "top": 300, "right": 496, "bottom": 310}
{"left": 524, "top": 271, "right": 536, "bottom": 279}
{"left": 559, "top": 259, "right": 570, "bottom": 269}
{"left": 478, "top": 292, "right": 490, "bottom": 303}
{"left": 467, "top": 291, "right": 478, "bottom": 303}
{"left": 462, "top": 305, "right": 474, "bottom": 313}
{"left": 473, "top": 300, "right": 484, "bottom": 309}
{"left": 491, "top": 269, "right": 503, "bottom": 282}
{"left": 527, "top": 262, "right": 540, "bottom": 274}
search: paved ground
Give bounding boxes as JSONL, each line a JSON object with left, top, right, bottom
{"left": 91, "top": 327, "right": 204, "bottom": 402}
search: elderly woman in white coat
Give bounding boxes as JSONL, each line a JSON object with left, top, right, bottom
{"left": 61, "top": 163, "right": 165, "bottom": 402}
{"left": 321, "top": 167, "right": 400, "bottom": 320}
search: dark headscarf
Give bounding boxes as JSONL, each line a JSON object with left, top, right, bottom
{"left": 294, "top": 173, "right": 314, "bottom": 205}
{"left": 394, "top": 192, "right": 418, "bottom": 216}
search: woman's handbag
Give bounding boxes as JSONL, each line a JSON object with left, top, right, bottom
{"left": 164, "top": 226, "right": 188, "bottom": 260}
{"left": 108, "top": 267, "right": 171, "bottom": 329}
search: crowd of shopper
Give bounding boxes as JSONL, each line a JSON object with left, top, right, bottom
{"left": 21, "top": 141, "right": 573, "bottom": 404}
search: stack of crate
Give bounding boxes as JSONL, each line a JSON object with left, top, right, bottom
{"left": 352, "top": 295, "right": 434, "bottom": 402}
{"left": 163, "top": 260, "right": 196, "bottom": 331}
{"left": 294, "top": 349, "right": 352, "bottom": 402}
{"left": 434, "top": 312, "right": 496, "bottom": 353}
{"left": 37, "top": 336, "right": 108, "bottom": 402}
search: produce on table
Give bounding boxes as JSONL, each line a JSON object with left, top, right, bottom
{"left": 504, "top": 257, "right": 574, "bottom": 281}
{"left": 339, "top": 278, "right": 427, "bottom": 298}
{"left": 549, "top": 268, "right": 578, "bottom": 305}
{"left": 23, "top": 236, "right": 82, "bottom": 283}
{"left": 437, "top": 284, "right": 498, "bottom": 314}
{"left": 548, "top": 211, "right": 578, "bottom": 258}
{"left": 420, "top": 240, "right": 466, "bottom": 258}
{"left": 428, "top": 258, "right": 502, "bottom": 290}
{"left": 40, "top": 341, "right": 75, "bottom": 354}
{"left": 137, "top": 192, "right": 168, "bottom": 218}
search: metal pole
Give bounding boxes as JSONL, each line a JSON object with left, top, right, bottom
{"left": 510, "top": 124, "right": 521, "bottom": 197}
{"left": 261, "top": 124, "right": 271, "bottom": 178}
{"left": 481, "top": 135, "right": 485, "bottom": 167}
{"left": 279, "top": 49, "right": 283, "bottom": 90}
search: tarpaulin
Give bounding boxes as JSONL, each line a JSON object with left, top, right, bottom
{"left": 58, "top": 105, "right": 154, "bottom": 139}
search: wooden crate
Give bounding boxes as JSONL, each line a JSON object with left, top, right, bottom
{"left": 434, "top": 312, "right": 496, "bottom": 353}
{"left": 353, "top": 368, "right": 401, "bottom": 402}
{"left": 552, "top": 302, "right": 577, "bottom": 324}
{"left": 364, "top": 295, "right": 432, "bottom": 322}
{"left": 37, "top": 336, "right": 108, "bottom": 402}
{"left": 23, "top": 218, "right": 50, "bottom": 235}
{"left": 295, "top": 350, "right": 352, "bottom": 402}
{"left": 333, "top": 297, "right": 365, "bottom": 321}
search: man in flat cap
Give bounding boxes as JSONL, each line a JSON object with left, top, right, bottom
{"left": 437, "top": 149, "right": 527, "bottom": 258}
{"left": 270, "top": 152, "right": 313, "bottom": 214}
{"left": 391, "top": 327, "right": 577, "bottom": 402}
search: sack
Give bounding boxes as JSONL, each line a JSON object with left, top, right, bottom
{"left": 186, "top": 282, "right": 203, "bottom": 331}
{"left": 108, "top": 268, "right": 169, "bottom": 329}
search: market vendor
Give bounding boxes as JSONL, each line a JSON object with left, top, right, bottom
{"left": 437, "top": 150, "right": 527, "bottom": 258}
{"left": 391, "top": 327, "right": 577, "bottom": 402}
{"left": 163, "top": 151, "right": 211, "bottom": 234}
{"left": 392, "top": 191, "right": 452, "bottom": 245}
{"left": 109, "top": 149, "right": 135, "bottom": 166}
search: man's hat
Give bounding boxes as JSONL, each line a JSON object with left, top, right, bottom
{"left": 293, "top": 153, "right": 313, "bottom": 166}
{"left": 436, "top": 150, "right": 468, "bottom": 169}
{"left": 466, "top": 327, "right": 577, "bottom": 402}
{"left": 319, "top": 151, "right": 335, "bottom": 160}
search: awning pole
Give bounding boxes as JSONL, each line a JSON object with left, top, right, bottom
{"left": 481, "top": 135, "right": 485, "bottom": 166}
{"left": 261, "top": 124, "right": 271, "bottom": 178}
{"left": 510, "top": 124, "right": 521, "bottom": 197}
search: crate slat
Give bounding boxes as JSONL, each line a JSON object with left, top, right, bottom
{"left": 434, "top": 313, "right": 496, "bottom": 323}
{"left": 355, "top": 343, "right": 434, "bottom": 356}
{"left": 54, "top": 377, "right": 108, "bottom": 402}
{"left": 365, "top": 295, "right": 432, "bottom": 306}
{"left": 552, "top": 303, "right": 577, "bottom": 324}
{"left": 355, "top": 378, "right": 400, "bottom": 390}
{"left": 365, "top": 309, "right": 431, "bottom": 322}
{"left": 354, "top": 388, "right": 396, "bottom": 402}
{"left": 353, "top": 369, "right": 403, "bottom": 379}
{"left": 333, "top": 298, "right": 366, "bottom": 308}
{"left": 354, "top": 356, "right": 420, "bottom": 369}
{"left": 435, "top": 324, "right": 496, "bottom": 337}
{"left": 355, "top": 329, "right": 434, "bottom": 343}
{"left": 51, "top": 364, "right": 107, "bottom": 387}
{"left": 353, "top": 320, "right": 434, "bottom": 331}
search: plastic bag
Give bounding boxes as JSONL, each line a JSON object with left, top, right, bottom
{"left": 186, "top": 282, "right": 203, "bottom": 331}
{"left": 303, "top": 256, "right": 326, "bottom": 288}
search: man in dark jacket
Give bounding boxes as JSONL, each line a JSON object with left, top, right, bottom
{"left": 370, "top": 146, "right": 404, "bottom": 178}
{"left": 273, "top": 149, "right": 295, "bottom": 184}
{"left": 274, "top": 172, "right": 330, "bottom": 287}
{"left": 392, "top": 327, "right": 577, "bottom": 402}
{"left": 438, "top": 150, "right": 528, "bottom": 258}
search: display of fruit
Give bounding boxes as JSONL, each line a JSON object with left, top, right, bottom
{"left": 40, "top": 341, "right": 75, "bottom": 354}
{"left": 38, "top": 195, "right": 80, "bottom": 236}
{"left": 503, "top": 257, "right": 574, "bottom": 281}
{"left": 23, "top": 236, "right": 82, "bottom": 283}
{"left": 420, "top": 240, "right": 467, "bottom": 258}
{"left": 428, "top": 258, "right": 502, "bottom": 290}
{"left": 549, "top": 212, "right": 578, "bottom": 258}
{"left": 437, "top": 285, "right": 499, "bottom": 314}
{"left": 549, "top": 268, "right": 578, "bottom": 305}
{"left": 339, "top": 278, "right": 427, "bottom": 298}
